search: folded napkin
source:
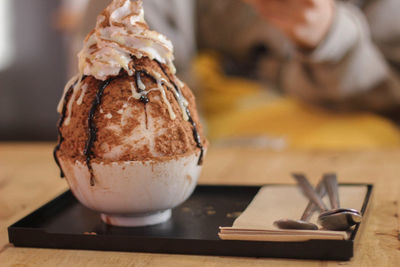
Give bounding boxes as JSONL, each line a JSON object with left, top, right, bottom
{"left": 219, "top": 185, "right": 368, "bottom": 242}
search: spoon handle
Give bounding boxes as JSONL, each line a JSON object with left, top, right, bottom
{"left": 292, "top": 173, "right": 328, "bottom": 212}
{"left": 300, "top": 179, "right": 326, "bottom": 221}
{"left": 323, "top": 173, "right": 340, "bottom": 209}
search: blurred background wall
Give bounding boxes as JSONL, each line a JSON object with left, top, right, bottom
{"left": 0, "top": 0, "right": 66, "bottom": 141}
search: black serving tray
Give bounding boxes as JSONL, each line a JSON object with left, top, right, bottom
{"left": 8, "top": 184, "right": 372, "bottom": 260}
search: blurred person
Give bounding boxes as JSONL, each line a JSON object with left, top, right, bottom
{"left": 197, "top": 0, "right": 400, "bottom": 112}
{"left": 57, "top": 0, "right": 400, "bottom": 149}
{"left": 194, "top": 0, "right": 400, "bottom": 149}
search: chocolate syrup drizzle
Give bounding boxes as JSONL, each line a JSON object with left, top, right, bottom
{"left": 135, "top": 70, "right": 150, "bottom": 104}
{"left": 84, "top": 78, "right": 114, "bottom": 186}
{"left": 133, "top": 70, "right": 149, "bottom": 130}
{"left": 56, "top": 60, "right": 204, "bottom": 185}
{"left": 155, "top": 60, "right": 205, "bottom": 165}
{"left": 54, "top": 76, "right": 88, "bottom": 178}
{"left": 131, "top": 62, "right": 204, "bottom": 165}
{"left": 53, "top": 85, "right": 75, "bottom": 178}
{"left": 186, "top": 107, "right": 204, "bottom": 165}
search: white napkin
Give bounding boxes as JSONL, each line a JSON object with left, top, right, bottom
{"left": 219, "top": 185, "right": 368, "bottom": 242}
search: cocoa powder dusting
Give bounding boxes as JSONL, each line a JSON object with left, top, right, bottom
{"left": 58, "top": 57, "right": 206, "bottom": 164}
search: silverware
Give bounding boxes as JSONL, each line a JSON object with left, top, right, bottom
{"left": 274, "top": 179, "right": 326, "bottom": 230}
{"left": 318, "top": 173, "right": 362, "bottom": 231}
{"left": 292, "top": 173, "right": 362, "bottom": 231}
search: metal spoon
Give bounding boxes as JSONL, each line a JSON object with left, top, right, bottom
{"left": 318, "top": 173, "right": 362, "bottom": 231}
{"left": 292, "top": 173, "right": 362, "bottom": 231}
{"left": 274, "top": 179, "right": 326, "bottom": 230}
{"left": 292, "top": 173, "right": 329, "bottom": 210}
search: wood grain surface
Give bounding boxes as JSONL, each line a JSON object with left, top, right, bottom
{"left": 1, "top": 143, "right": 400, "bottom": 266}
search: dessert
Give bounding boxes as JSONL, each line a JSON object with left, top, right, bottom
{"left": 53, "top": 0, "right": 206, "bottom": 226}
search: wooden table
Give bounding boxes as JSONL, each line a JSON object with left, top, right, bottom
{"left": 1, "top": 143, "right": 399, "bottom": 266}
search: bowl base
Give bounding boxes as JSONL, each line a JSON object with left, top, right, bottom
{"left": 101, "top": 209, "right": 171, "bottom": 227}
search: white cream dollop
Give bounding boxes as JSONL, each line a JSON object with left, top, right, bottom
{"left": 57, "top": 0, "right": 189, "bottom": 122}
{"left": 78, "top": 0, "right": 176, "bottom": 81}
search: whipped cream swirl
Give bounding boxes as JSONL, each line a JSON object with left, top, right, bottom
{"left": 57, "top": 0, "right": 188, "bottom": 121}
{"left": 78, "top": 0, "right": 176, "bottom": 81}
